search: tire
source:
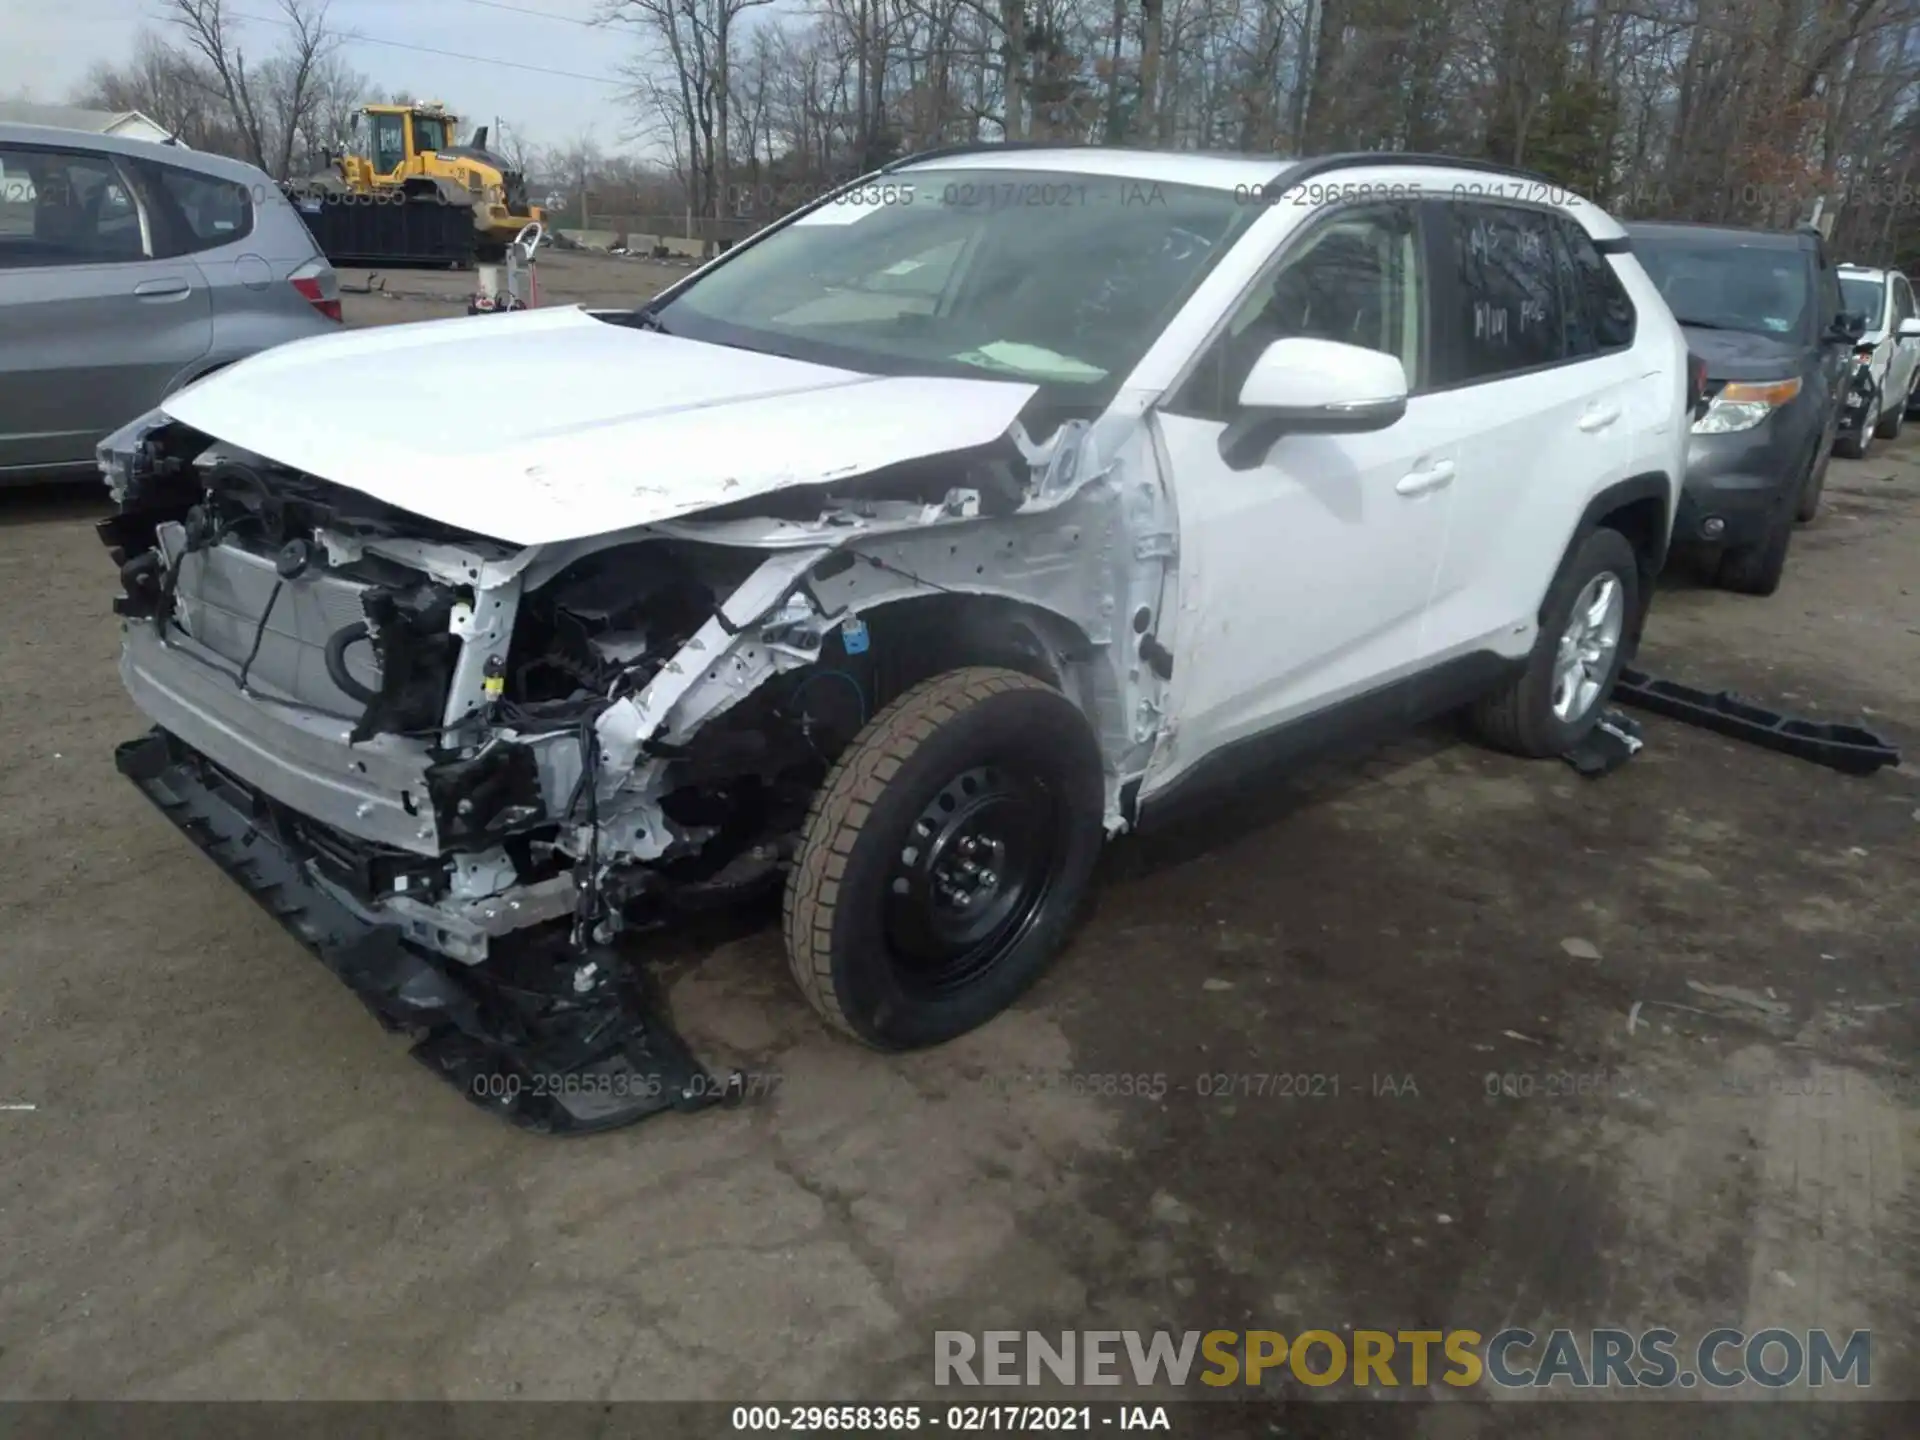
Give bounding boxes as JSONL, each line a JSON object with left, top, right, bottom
{"left": 1468, "top": 526, "right": 1639, "bottom": 759}
{"left": 1836, "top": 391, "right": 1875, "bottom": 459}
{"left": 783, "top": 666, "right": 1105, "bottom": 1049}
{"left": 1795, "top": 439, "right": 1830, "bottom": 523}
{"left": 1716, "top": 500, "right": 1794, "bottom": 595}
{"left": 1875, "top": 386, "right": 1905, "bottom": 439}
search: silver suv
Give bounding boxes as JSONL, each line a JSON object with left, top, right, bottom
{"left": 0, "top": 123, "right": 341, "bottom": 481}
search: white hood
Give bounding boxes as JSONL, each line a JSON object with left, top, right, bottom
{"left": 159, "top": 306, "right": 1038, "bottom": 546}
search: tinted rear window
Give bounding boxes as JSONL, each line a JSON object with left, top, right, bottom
{"left": 143, "top": 160, "right": 254, "bottom": 254}
{"left": 1558, "top": 218, "right": 1635, "bottom": 353}
{"left": 1433, "top": 201, "right": 1563, "bottom": 383}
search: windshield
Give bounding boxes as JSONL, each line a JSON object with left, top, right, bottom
{"left": 652, "top": 168, "right": 1258, "bottom": 400}
{"left": 1840, "top": 275, "right": 1885, "bottom": 328}
{"left": 1632, "top": 236, "right": 1810, "bottom": 339}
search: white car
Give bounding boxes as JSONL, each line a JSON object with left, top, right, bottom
{"left": 1835, "top": 262, "right": 1920, "bottom": 456}
{"left": 98, "top": 148, "right": 1689, "bottom": 1132}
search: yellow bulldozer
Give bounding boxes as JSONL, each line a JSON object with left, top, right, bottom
{"left": 294, "top": 102, "right": 542, "bottom": 267}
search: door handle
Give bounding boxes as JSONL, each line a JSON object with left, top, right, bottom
{"left": 134, "top": 279, "right": 192, "bottom": 301}
{"left": 1395, "top": 459, "right": 1456, "bottom": 496}
{"left": 1578, "top": 403, "right": 1622, "bottom": 433}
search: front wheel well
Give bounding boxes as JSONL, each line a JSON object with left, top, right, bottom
{"left": 858, "top": 593, "right": 1092, "bottom": 705}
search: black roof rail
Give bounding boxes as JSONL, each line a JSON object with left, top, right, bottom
{"left": 882, "top": 143, "right": 1572, "bottom": 195}
{"left": 881, "top": 139, "right": 1101, "bottom": 171}
{"left": 1267, "top": 150, "right": 1567, "bottom": 190}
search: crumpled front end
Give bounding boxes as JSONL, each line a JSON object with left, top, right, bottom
{"left": 97, "top": 389, "right": 1174, "bottom": 1132}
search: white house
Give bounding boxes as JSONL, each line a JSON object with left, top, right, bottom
{"left": 0, "top": 102, "right": 181, "bottom": 146}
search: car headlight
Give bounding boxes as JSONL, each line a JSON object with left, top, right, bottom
{"left": 1691, "top": 377, "right": 1802, "bottom": 434}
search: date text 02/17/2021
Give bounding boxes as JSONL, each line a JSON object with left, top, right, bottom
{"left": 731, "top": 1406, "right": 1172, "bottom": 1431}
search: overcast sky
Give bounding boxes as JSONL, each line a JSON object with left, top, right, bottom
{"left": 0, "top": 0, "right": 653, "bottom": 157}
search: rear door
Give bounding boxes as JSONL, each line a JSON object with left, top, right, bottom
{"left": 1418, "top": 198, "right": 1634, "bottom": 658}
{"left": 0, "top": 141, "right": 212, "bottom": 474}
{"left": 131, "top": 156, "right": 338, "bottom": 360}
{"left": 136, "top": 157, "right": 275, "bottom": 332}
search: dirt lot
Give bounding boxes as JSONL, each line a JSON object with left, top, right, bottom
{"left": 3, "top": 252, "right": 1918, "bottom": 1433}
{"left": 328, "top": 245, "right": 688, "bottom": 323}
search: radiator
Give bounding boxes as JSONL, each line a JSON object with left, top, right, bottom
{"left": 162, "top": 527, "right": 384, "bottom": 716}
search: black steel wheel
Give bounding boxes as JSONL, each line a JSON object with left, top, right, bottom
{"left": 784, "top": 667, "right": 1104, "bottom": 1049}
{"left": 883, "top": 763, "right": 1060, "bottom": 997}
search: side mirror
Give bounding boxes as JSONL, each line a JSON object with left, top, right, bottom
{"left": 1219, "top": 337, "right": 1409, "bottom": 470}
{"left": 1898, "top": 317, "right": 1920, "bottom": 340}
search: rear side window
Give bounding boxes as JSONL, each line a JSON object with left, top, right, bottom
{"left": 1557, "top": 219, "right": 1635, "bottom": 353}
{"left": 1434, "top": 201, "right": 1562, "bottom": 384}
{"left": 141, "top": 160, "right": 254, "bottom": 254}
{"left": 0, "top": 144, "right": 149, "bottom": 266}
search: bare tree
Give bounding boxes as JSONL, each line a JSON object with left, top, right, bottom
{"left": 76, "top": 33, "right": 233, "bottom": 151}
{"left": 570, "top": 0, "right": 1920, "bottom": 265}
{"left": 161, "top": 0, "right": 340, "bottom": 178}
{"left": 609, "top": 0, "right": 779, "bottom": 250}
{"left": 494, "top": 121, "right": 540, "bottom": 174}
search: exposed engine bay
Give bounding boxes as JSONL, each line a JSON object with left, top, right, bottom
{"left": 97, "top": 398, "right": 1173, "bottom": 1132}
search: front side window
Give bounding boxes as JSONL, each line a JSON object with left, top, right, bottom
{"left": 0, "top": 145, "right": 149, "bottom": 267}
{"left": 1435, "top": 201, "right": 1564, "bottom": 384}
{"left": 651, "top": 169, "right": 1258, "bottom": 406}
{"left": 1839, "top": 275, "right": 1887, "bottom": 330}
{"left": 412, "top": 116, "right": 449, "bottom": 153}
{"left": 1172, "top": 202, "right": 1422, "bottom": 421}
{"left": 1634, "top": 235, "right": 1812, "bottom": 340}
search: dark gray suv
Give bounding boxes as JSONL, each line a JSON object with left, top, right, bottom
{"left": 1627, "top": 221, "right": 1861, "bottom": 596}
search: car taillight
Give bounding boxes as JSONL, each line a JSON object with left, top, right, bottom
{"left": 290, "top": 259, "right": 343, "bottom": 322}
{"left": 1855, "top": 344, "right": 1876, "bottom": 361}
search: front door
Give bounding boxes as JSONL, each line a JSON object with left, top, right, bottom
{"left": 370, "top": 112, "right": 409, "bottom": 180}
{"left": 1141, "top": 200, "right": 1465, "bottom": 800}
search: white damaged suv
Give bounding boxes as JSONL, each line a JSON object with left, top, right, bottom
{"left": 100, "top": 147, "right": 1688, "bottom": 1132}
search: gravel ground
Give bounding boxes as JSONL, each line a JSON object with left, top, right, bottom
{"left": 2, "top": 252, "right": 1917, "bottom": 1434}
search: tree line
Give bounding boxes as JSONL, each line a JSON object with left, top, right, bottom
{"left": 69, "top": 0, "right": 1920, "bottom": 266}
{"left": 614, "top": 0, "right": 1920, "bottom": 263}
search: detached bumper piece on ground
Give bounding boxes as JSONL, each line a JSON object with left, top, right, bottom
{"left": 116, "top": 728, "right": 741, "bottom": 1136}
{"left": 1615, "top": 669, "right": 1902, "bottom": 776}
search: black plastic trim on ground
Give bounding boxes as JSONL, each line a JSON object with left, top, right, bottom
{"left": 115, "top": 727, "right": 734, "bottom": 1136}
{"left": 1614, "top": 669, "right": 1901, "bottom": 776}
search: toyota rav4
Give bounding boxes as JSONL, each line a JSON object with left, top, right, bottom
{"left": 98, "top": 148, "right": 1689, "bottom": 1133}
